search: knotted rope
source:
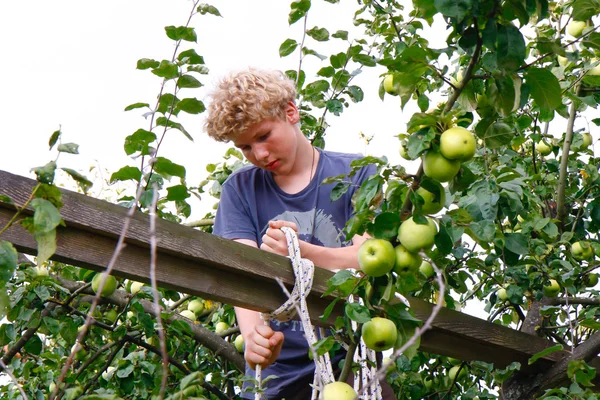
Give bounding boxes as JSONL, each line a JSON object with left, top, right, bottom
{"left": 254, "top": 227, "right": 381, "bottom": 399}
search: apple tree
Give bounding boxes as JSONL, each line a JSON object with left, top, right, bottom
{"left": 1, "top": 0, "right": 600, "bottom": 399}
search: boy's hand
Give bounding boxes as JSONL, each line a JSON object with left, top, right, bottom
{"left": 260, "top": 220, "right": 299, "bottom": 256}
{"left": 244, "top": 324, "right": 285, "bottom": 370}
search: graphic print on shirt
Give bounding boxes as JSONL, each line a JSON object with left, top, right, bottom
{"left": 260, "top": 209, "right": 350, "bottom": 248}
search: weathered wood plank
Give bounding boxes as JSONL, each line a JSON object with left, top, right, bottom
{"left": 1, "top": 169, "right": 599, "bottom": 381}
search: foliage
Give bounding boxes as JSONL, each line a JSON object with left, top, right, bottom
{"left": 1, "top": 0, "right": 600, "bottom": 399}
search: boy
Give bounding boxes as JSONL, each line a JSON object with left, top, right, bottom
{"left": 205, "top": 69, "right": 393, "bottom": 399}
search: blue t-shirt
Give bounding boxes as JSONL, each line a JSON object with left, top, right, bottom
{"left": 213, "top": 148, "right": 375, "bottom": 399}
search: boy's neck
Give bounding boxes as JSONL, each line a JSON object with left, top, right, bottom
{"left": 273, "top": 140, "right": 319, "bottom": 195}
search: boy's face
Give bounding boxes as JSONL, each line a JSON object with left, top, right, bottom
{"left": 233, "top": 102, "right": 301, "bottom": 176}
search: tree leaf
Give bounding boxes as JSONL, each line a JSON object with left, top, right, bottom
{"left": 164, "top": 26, "right": 197, "bottom": 42}
{"left": 152, "top": 157, "right": 186, "bottom": 180}
{"left": 332, "top": 30, "right": 348, "bottom": 40}
{"left": 136, "top": 58, "right": 159, "bottom": 70}
{"left": 30, "top": 198, "right": 62, "bottom": 234}
{"left": 289, "top": 0, "right": 311, "bottom": 25}
{"left": 371, "top": 212, "right": 401, "bottom": 241}
{"left": 504, "top": 233, "right": 529, "bottom": 255}
{"left": 124, "top": 102, "right": 150, "bottom": 111}
{"left": 306, "top": 26, "right": 329, "bottom": 42}
{"left": 345, "top": 302, "right": 371, "bottom": 323}
{"left": 279, "top": 39, "right": 298, "bottom": 57}
{"left": 434, "top": 0, "right": 472, "bottom": 22}
{"left": 469, "top": 220, "right": 496, "bottom": 242}
{"left": 34, "top": 229, "right": 56, "bottom": 266}
{"left": 0, "top": 241, "right": 17, "bottom": 286}
{"left": 175, "top": 98, "right": 206, "bottom": 114}
{"left": 156, "top": 117, "right": 193, "bottom": 141}
{"left": 110, "top": 166, "right": 142, "bottom": 183}
{"left": 196, "top": 4, "right": 222, "bottom": 17}
{"left": 482, "top": 122, "right": 515, "bottom": 149}
{"left": 32, "top": 161, "right": 57, "bottom": 184}
{"left": 61, "top": 168, "right": 93, "bottom": 193}
{"left": 525, "top": 68, "right": 562, "bottom": 112}
{"left": 528, "top": 344, "right": 562, "bottom": 365}
{"left": 352, "top": 54, "right": 377, "bottom": 67}
{"left": 48, "top": 129, "right": 61, "bottom": 150}
{"left": 496, "top": 24, "right": 525, "bottom": 72}
{"left": 151, "top": 60, "right": 179, "bottom": 79}
{"left": 177, "top": 75, "right": 202, "bottom": 89}
{"left": 57, "top": 143, "right": 79, "bottom": 154}
{"left": 571, "top": 0, "right": 600, "bottom": 21}
{"left": 177, "top": 48, "right": 205, "bottom": 64}
{"left": 166, "top": 185, "right": 190, "bottom": 201}
{"left": 124, "top": 129, "right": 156, "bottom": 156}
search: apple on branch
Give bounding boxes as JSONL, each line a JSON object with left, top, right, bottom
{"left": 439, "top": 127, "right": 477, "bottom": 161}
{"left": 361, "top": 317, "right": 398, "bottom": 351}
{"left": 422, "top": 150, "right": 461, "bottom": 183}
{"left": 357, "top": 238, "right": 396, "bottom": 277}
{"left": 322, "top": 382, "right": 357, "bottom": 400}
{"left": 393, "top": 244, "right": 422, "bottom": 277}
{"left": 398, "top": 216, "right": 438, "bottom": 253}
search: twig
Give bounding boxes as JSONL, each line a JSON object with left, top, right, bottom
{"left": 0, "top": 183, "right": 40, "bottom": 235}
{"left": 149, "top": 183, "right": 169, "bottom": 399}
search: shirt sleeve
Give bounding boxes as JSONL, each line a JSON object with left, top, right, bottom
{"left": 212, "top": 180, "right": 258, "bottom": 243}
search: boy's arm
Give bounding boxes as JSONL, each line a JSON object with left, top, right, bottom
{"left": 261, "top": 220, "right": 370, "bottom": 271}
{"left": 233, "top": 239, "right": 284, "bottom": 370}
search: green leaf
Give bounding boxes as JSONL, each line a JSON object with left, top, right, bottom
{"left": 345, "top": 302, "right": 371, "bottom": 323}
{"left": 152, "top": 60, "right": 179, "bottom": 79}
{"left": 177, "top": 48, "right": 205, "bottom": 65}
{"left": 57, "top": 143, "right": 79, "bottom": 154}
{"left": 306, "top": 26, "right": 329, "bottom": 41}
{"left": 328, "top": 270, "right": 354, "bottom": 287}
{"left": 166, "top": 185, "right": 190, "bottom": 201}
{"left": 124, "top": 129, "right": 156, "bottom": 156}
{"left": 481, "top": 122, "right": 515, "bottom": 149}
{"left": 346, "top": 85, "right": 364, "bottom": 103}
{"left": 0, "top": 241, "right": 17, "bottom": 286}
{"left": 164, "top": 26, "right": 197, "bottom": 42}
{"left": 580, "top": 318, "right": 600, "bottom": 330}
{"left": 23, "top": 334, "right": 43, "bottom": 355}
{"left": 110, "top": 166, "right": 142, "bottom": 183}
{"left": 124, "top": 102, "right": 150, "bottom": 111}
{"left": 48, "top": 129, "right": 61, "bottom": 150}
{"left": 434, "top": 0, "right": 472, "bottom": 22}
{"left": 371, "top": 212, "right": 401, "bottom": 241}
{"left": 177, "top": 75, "right": 203, "bottom": 88}
{"left": 332, "top": 30, "right": 348, "bottom": 40}
{"left": 571, "top": 0, "right": 600, "bottom": 21}
{"left": 407, "top": 129, "right": 435, "bottom": 159}
{"left": 152, "top": 157, "right": 186, "bottom": 180}
{"left": 156, "top": 117, "right": 193, "bottom": 141}
{"left": 197, "top": 4, "right": 222, "bottom": 16}
{"left": 567, "top": 360, "right": 597, "bottom": 387}
{"left": 504, "top": 233, "right": 529, "bottom": 255}
{"left": 525, "top": 68, "right": 562, "bottom": 113}
{"left": 330, "top": 52, "right": 347, "bottom": 69}
{"left": 175, "top": 98, "right": 206, "bottom": 114}
{"left": 137, "top": 58, "right": 159, "bottom": 70}
{"left": 469, "top": 220, "right": 496, "bottom": 242}
{"left": 289, "top": 0, "right": 311, "bottom": 25}
{"left": 497, "top": 24, "right": 526, "bottom": 72}
{"left": 528, "top": 345, "right": 562, "bottom": 364}
{"left": 582, "top": 32, "right": 600, "bottom": 51}
{"left": 32, "top": 161, "right": 57, "bottom": 184}
{"left": 352, "top": 54, "right": 377, "bottom": 67}
{"left": 30, "top": 198, "right": 62, "bottom": 234}
{"left": 61, "top": 168, "right": 93, "bottom": 193}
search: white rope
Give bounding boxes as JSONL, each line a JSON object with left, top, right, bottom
{"left": 254, "top": 228, "right": 381, "bottom": 399}
{"left": 254, "top": 227, "right": 334, "bottom": 399}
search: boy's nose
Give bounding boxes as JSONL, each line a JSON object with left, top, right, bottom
{"left": 254, "top": 145, "right": 269, "bottom": 160}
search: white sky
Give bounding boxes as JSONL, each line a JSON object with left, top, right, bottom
{"left": 0, "top": 0, "right": 439, "bottom": 216}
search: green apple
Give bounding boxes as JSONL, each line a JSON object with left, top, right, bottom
{"left": 571, "top": 241, "right": 594, "bottom": 261}
{"left": 180, "top": 310, "right": 196, "bottom": 321}
{"left": 566, "top": 20, "right": 587, "bottom": 37}
{"left": 322, "top": 381, "right": 357, "bottom": 400}
{"left": 557, "top": 55, "right": 569, "bottom": 66}
{"left": 423, "top": 376, "right": 434, "bottom": 392}
{"left": 584, "top": 273, "right": 598, "bottom": 287}
{"left": 497, "top": 288, "right": 509, "bottom": 301}
{"left": 423, "top": 151, "right": 461, "bottom": 183}
{"left": 49, "top": 382, "right": 57, "bottom": 393}
{"left": 234, "top": 335, "right": 244, "bottom": 352}
{"left": 398, "top": 217, "right": 438, "bottom": 253}
{"left": 419, "top": 260, "right": 434, "bottom": 279}
{"left": 439, "top": 127, "right": 476, "bottom": 161}
{"left": 362, "top": 317, "right": 398, "bottom": 351}
{"left": 590, "top": 63, "right": 600, "bottom": 76}
{"left": 543, "top": 279, "right": 560, "bottom": 297}
{"left": 383, "top": 74, "right": 398, "bottom": 95}
{"left": 91, "top": 273, "right": 118, "bottom": 297}
{"left": 415, "top": 181, "right": 446, "bottom": 215}
{"left": 536, "top": 141, "right": 552, "bottom": 156}
{"left": 129, "top": 281, "right": 144, "bottom": 295}
{"left": 399, "top": 140, "right": 411, "bottom": 160}
{"left": 357, "top": 238, "right": 396, "bottom": 277}
{"left": 187, "top": 299, "right": 205, "bottom": 315}
{"left": 582, "top": 132, "right": 593, "bottom": 147}
{"left": 393, "top": 244, "right": 422, "bottom": 277}
{"left": 102, "top": 366, "right": 116, "bottom": 380}
{"left": 215, "top": 321, "right": 230, "bottom": 334}
{"left": 448, "top": 365, "right": 468, "bottom": 381}
{"left": 105, "top": 308, "right": 118, "bottom": 324}
{"left": 35, "top": 266, "right": 49, "bottom": 277}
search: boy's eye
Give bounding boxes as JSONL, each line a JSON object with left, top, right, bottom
{"left": 257, "top": 133, "right": 270, "bottom": 141}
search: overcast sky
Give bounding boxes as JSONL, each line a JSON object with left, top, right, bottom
{"left": 0, "top": 0, "right": 446, "bottom": 215}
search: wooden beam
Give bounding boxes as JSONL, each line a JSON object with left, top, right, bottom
{"left": 1, "top": 170, "right": 598, "bottom": 380}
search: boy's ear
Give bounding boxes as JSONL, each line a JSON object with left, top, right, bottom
{"left": 285, "top": 101, "right": 300, "bottom": 124}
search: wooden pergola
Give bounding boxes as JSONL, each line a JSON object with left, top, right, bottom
{"left": 1, "top": 170, "right": 599, "bottom": 396}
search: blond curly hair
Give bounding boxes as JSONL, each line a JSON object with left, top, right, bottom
{"left": 204, "top": 69, "right": 297, "bottom": 142}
